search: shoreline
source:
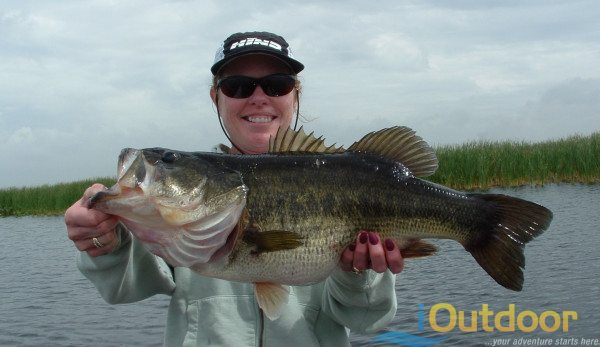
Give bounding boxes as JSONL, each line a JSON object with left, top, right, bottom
{"left": 1, "top": 132, "right": 598, "bottom": 217}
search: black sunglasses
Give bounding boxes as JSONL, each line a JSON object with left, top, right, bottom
{"left": 217, "top": 73, "right": 296, "bottom": 99}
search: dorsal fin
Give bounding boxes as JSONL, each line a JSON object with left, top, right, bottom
{"left": 269, "top": 126, "right": 345, "bottom": 153}
{"left": 269, "top": 126, "right": 438, "bottom": 177}
{"left": 347, "top": 126, "right": 438, "bottom": 177}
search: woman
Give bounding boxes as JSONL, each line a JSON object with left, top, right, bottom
{"left": 65, "top": 31, "right": 403, "bottom": 346}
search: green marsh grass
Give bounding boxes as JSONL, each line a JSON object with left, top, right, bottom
{"left": 1, "top": 132, "right": 599, "bottom": 216}
{"left": 0, "top": 177, "right": 115, "bottom": 216}
{"left": 429, "top": 132, "right": 600, "bottom": 190}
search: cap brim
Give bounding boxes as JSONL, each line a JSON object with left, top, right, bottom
{"left": 211, "top": 50, "right": 304, "bottom": 75}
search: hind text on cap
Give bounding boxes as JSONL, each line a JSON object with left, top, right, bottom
{"left": 230, "top": 38, "right": 282, "bottom": 51}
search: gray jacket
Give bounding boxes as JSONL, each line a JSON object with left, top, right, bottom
{"left": 78, "top": 225, "right": 397, "bottom": 346}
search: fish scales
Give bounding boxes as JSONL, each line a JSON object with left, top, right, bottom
{"left": 195, "top": 152, "right": 498, "bottom": 284}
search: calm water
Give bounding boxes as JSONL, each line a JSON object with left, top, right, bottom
{"left": 0, "top": 185, "right": 598, "bottom": 346}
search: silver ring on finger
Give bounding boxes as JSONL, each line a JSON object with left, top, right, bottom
{"left": 92, "top": 237, "right": 104, "bottom": 249}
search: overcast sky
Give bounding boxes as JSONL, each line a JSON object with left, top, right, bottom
{"left": 1, "top": 0, "right": 599, "bottom": 188}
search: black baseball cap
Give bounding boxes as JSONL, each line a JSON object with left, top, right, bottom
{"left": 211, "top": 31, "right": 304, "bottom": 75}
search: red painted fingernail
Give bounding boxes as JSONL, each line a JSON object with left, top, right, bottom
{"left": 348, "top": 243, "right": 356, "bottom": 251}
{"left": 385, "top": 239, "right": 395, "bottom": 251}
{"left": 359, "top": 232, "right": 368, "bottom": 244}
{"left": 368, "top": 232, "right": 379, "bottom": 245}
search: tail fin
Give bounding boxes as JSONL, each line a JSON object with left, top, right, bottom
{"left": 463, "top": 194, "right": 553, "bottom": 291}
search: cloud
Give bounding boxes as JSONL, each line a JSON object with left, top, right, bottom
{"left": 367, "top": 33, "right": 430, "bottom": 71}
{"left": 1, "top": 0, "right": 599, "bottom": 188}
{"left": 520, "top": 78, "right": 600, "bottom": 139}
{"left": 8, "top": 127, "right": 34, "bottom": 145}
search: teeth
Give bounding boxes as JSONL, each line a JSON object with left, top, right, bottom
{"left": 247, "top": 116, "right": 274, "bottom": 123}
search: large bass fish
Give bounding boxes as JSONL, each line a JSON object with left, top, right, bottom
{"left": 90, "top": 126, "right": 553, "bottom": 319}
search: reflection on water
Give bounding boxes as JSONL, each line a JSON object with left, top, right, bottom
{"left": 0, "top": 185, "right": 598, "bottom": 346}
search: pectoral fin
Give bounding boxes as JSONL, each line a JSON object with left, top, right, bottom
{"left": 254, "top": 282, "right": 290, "bottom": 320}
{"left": 243, "top": 229, "right": 304, "bottom": 254}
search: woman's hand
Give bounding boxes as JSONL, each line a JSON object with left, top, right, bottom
{"left": 64, "top": 183, "right": 120, "bottom": 257}
{"left": 339, "top": 231, "right": 404, "bottom": 274}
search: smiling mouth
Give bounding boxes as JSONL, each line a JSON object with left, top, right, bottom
{"left": 242, "top": 115, "right": 276, "bottom": 123}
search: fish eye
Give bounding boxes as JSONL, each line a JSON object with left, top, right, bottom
{"left": 161, "top": 151, "right": 179, "bottom": 163}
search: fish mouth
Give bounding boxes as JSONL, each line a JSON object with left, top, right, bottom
{"left": 88, "top": 185, "right": 120, "bottom": 208}
{"left": 88, "top": 185, "right": 142, "bottom": 208}
{"left": 89, "top": 148, "right": 148, "bottom": 209}
{"left": 117, "top": 148, "right": 143, "bottom": 180}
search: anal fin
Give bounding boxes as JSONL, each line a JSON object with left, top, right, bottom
{"left": 400, "top": 239, "right": 438, "bottom": 258}
{"left": 254, "top": 282, "right": 290, "bottom": 320}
